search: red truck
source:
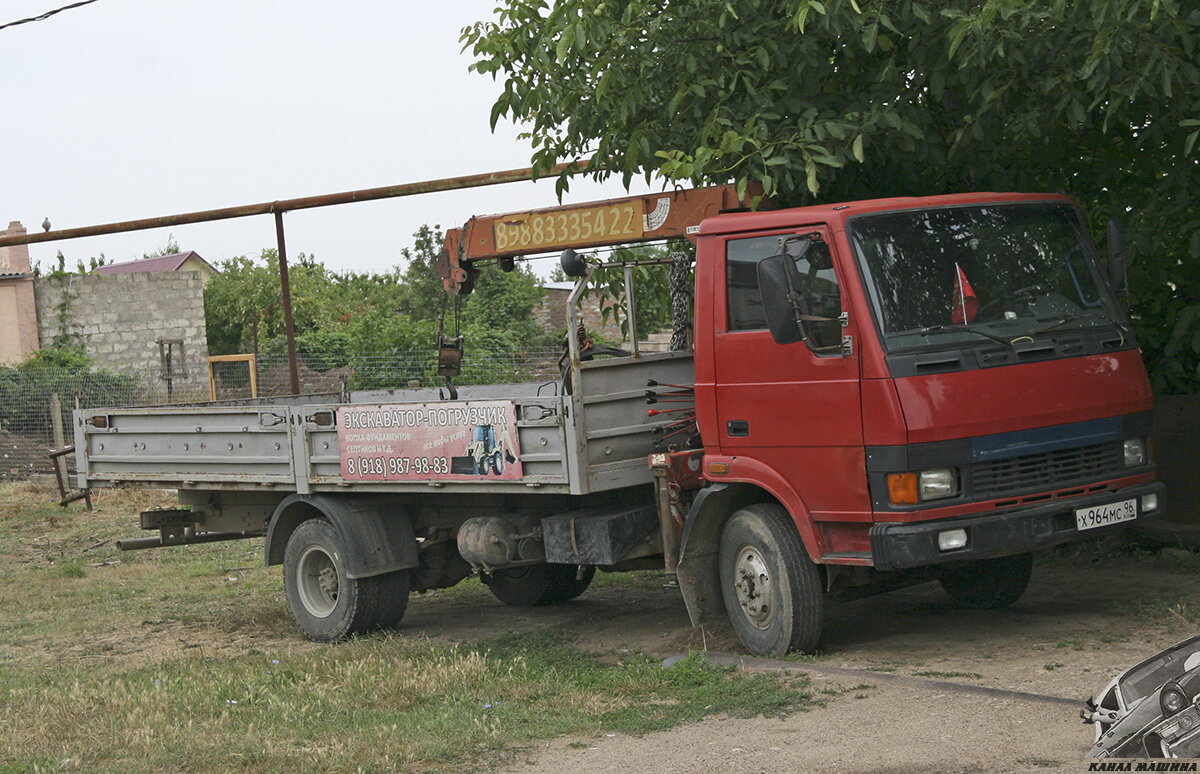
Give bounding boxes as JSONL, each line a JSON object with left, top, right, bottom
{"left": 77, "top": 186, "right": 1164, "bottom": 656}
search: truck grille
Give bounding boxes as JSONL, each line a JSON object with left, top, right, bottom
{"left": 972, "top": 441, "right": 1125, "bottom": 499}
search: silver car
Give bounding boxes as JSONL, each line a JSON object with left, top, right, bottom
{"left": 1083, "top": 635, "right": 1200, "bottom": 758}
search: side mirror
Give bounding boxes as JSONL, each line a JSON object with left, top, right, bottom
{"left": 1106, "top": 217, "right": 1127, "bottom": 293}
{"left": 756, "top": 240, "right": 812, "bottom": 345}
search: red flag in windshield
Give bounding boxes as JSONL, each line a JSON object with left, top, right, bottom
{"left": 951, "top": 263, "right": 978, "bottom": 324}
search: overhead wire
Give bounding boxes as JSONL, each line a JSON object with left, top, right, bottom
{"left": 0, "top": 0, "right": 102, "bottom": 32}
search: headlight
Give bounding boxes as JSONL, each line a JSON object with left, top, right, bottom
{"left": 1162, "top": 684, "right": 1189, "bottom": 716}
{"left": 919, "top": 468, "right": 959, "bottom": 501}
{"left": 887, "top": 468, "right": 960, "bottom": 505}
{"left": 1157, "top": 706, "right": 1199, "bottom": 741}
{"left": 1124, "top": 438, "right": 1146, "bottom": 467}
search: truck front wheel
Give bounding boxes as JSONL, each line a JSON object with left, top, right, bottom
{"left": 939, "top": 552, "right": 1033, "bottom": 609}
{"left": 718, "top": 504, "right": 823, "bottom": 656}
{"left": 283, "top": 519, "right": 410, "bottom": 642}
{"left": 484, "top": 564, "right": 595, "bottom": 606}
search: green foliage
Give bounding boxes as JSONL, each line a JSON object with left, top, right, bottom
{"left": 464, "top": 0, "right": 1200, "bottom": 391}
{"left": 33, "top": 249, "right": 107, "bottom": 278}
{"left": 395, "top": 224, "right": 451, "bottom": 322}
{"left": 19, "top": 346, "right": 91, "bottom": 371}
{"left": 143, "top": 234, "right": 181, "bottom": 259}
{"left": 0, "top": 348, "right": 142, "bottom": 440}
{"left": 585, "top": 241, "right": 693, "bottom": 340}
{"left": 203, "top": 227, "right": 551, "bottom": 390}
{"left": 463, "top": 263, "right": 546, "bottom": 344}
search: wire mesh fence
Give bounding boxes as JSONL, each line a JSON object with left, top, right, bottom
{"left": 0, "top": 349, "right": 564, "bottom": 482}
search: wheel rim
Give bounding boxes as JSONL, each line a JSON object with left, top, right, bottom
{"left": 732, "top": 545, "right": 774, "bottom": 629}
{"left": 296, "top": 544, "right": 339, "bottom": 618}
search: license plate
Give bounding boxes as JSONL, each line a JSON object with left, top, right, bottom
{"left": 1076, "top": 498, "right": 1138, "bottom": 531}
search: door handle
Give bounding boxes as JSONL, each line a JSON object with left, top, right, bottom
{"left": 727, "top": 421, "right": 749, "bottom": 437}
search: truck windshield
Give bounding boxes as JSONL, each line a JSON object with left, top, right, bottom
{"left": 848, "top": 203, "right": 1121, "bottom": 350}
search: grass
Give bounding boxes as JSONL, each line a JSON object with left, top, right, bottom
{"left": 1114, "top": 596, "right": 1200, "bottom": 625}
{"left": 912, "top": 670, "right": 983, "bottom": 680}
{"left": 0, "top": 483, "right": 816, "bottom": 773}
{"left": 0, "top": 633, "right": 814, "bottom": 773}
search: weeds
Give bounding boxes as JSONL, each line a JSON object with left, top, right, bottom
{"left": 0, "top": 635, "right": 814, "bottom": 773}
{"left": 49, "top": 559, "right": 85, "bottom": 578}
{"left": 1114, "top": 597, "right": 1200, "bottom": 626}
{"left": 913, "top": 670, "right": 983, "bottom": 680}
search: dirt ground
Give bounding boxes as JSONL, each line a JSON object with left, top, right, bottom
{"left": 11, "top": 482, "right": 1197, "bottom": 773}
{"left": 396, "top": 550, "right": 1200, "bottom": 774}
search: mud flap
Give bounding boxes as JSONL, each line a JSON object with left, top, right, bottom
{"left": 266, "top": 493, "right": 419, "bottom": 579}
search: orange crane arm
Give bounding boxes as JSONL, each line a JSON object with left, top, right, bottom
{"left": 434, "top": 183, "right": 765, "bottom": 295}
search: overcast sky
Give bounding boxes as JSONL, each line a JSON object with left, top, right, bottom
{"left": 1, "top": 0, "right": 654, "bottom": 277}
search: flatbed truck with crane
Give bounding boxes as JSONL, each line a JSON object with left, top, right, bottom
{"left": 73, "top": 184, "right": 1164, "bottom": 655}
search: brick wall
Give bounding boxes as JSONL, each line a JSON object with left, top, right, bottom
{"left": 536, "top": 286, "right": 626, "bottom": 342}
{"left": 0, "top": 222, "right": 40, "bottom": 364}
{"left": 34, "top": 271, "right": 208, "bottom": 379}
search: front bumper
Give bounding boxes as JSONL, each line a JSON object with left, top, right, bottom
{"left": 869, "top": 482, "right": 1166, "bottom": 571}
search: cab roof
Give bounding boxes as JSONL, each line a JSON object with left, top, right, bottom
{"left": 698, "top": 192, "right": 1077, "bottom": 236}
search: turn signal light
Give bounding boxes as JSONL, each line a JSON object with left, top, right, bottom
{"left": 887, "top": 473, "right": 918, "bottom": 505}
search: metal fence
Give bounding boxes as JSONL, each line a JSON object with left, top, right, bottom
{"left": 0, "top": 349, "right": 563, "bottom": 482}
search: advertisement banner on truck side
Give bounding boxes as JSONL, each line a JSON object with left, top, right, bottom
{"left": 336, "top": 401, "right": 522, "bottom": 481}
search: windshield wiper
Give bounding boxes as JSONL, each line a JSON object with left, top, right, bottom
{"left": 892, "top": 324, "right": 1016, "bottom": 350}
{"left": 1032, "top": 311, "right": 1128, "bottom": 336}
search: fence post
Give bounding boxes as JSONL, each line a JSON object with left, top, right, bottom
{"left": 49, "top": 392, "right": 65, "bottom": 479}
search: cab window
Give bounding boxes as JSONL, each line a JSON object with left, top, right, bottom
{"left": 726, "top": 235, "right": 841, "bottom": 347}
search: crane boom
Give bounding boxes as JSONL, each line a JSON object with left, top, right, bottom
{"left": 435, "top": 183, "right": 764, "bottom": 294}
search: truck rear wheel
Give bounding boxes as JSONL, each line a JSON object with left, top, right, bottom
{"left": 939, "top": 552, "right": 1033, "bottom": 609}
{"left": 718, "top": 504, "right": 823, "bottom": 656}
{"left": 283, "top": 519, "right": 410, "bottom": 642}
{"left": 483, "top": 564, "right": 595, "bottom": 606}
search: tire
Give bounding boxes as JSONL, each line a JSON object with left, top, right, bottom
{"left": 718, "top": 504, "right": 823, "bottom": 656}
{"left": 484, "top": 564, "right": 595, "bottom": 606}
{"left": 939, "top": 552, "right": 1033, "bottom": 609}
{"left": 282, "top": 519, "right": 410, "bottom": 642}
{"left": 489, "top": 454, "right": 504, "bottom": 476}
{"left": 373, "top": 569, "right": 412, "bottom": 629}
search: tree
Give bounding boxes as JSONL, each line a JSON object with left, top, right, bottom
{"left": 463, "top": 0, "right": 1200, "bottom": 391}
{"left": 462, "top": 263, "right": 545, "bottom": 345}
{"left": 396, "top": 224, "right": 451, "bottom": 322}
{"left": 202, "top": 228, "right": 552, "bottom": 388}
{"left": 143, "top": 234, "right": 181, "bottom": 259}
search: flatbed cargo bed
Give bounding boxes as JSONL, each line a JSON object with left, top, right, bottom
{"left": 75, "top": 351, "right": 694, "bottom": 497}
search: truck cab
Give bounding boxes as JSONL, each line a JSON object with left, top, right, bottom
{"left": 678, "top": 192, "right": 1163, "bottom": 654}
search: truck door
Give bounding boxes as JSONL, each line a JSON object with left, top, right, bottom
{"left": 712, "top": 226, "right": 868, "bottom": 529}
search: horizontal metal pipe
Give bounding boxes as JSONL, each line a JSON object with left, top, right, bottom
{"left": 0, "top": 161, "right": 590, "bottom": 248}
{"left": 116, "top": 531, "right": 256, "bottom": 551}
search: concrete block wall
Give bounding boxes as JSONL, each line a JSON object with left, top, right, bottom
{"left": 34, "top": 271, "right": 208, "bottom": 378}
